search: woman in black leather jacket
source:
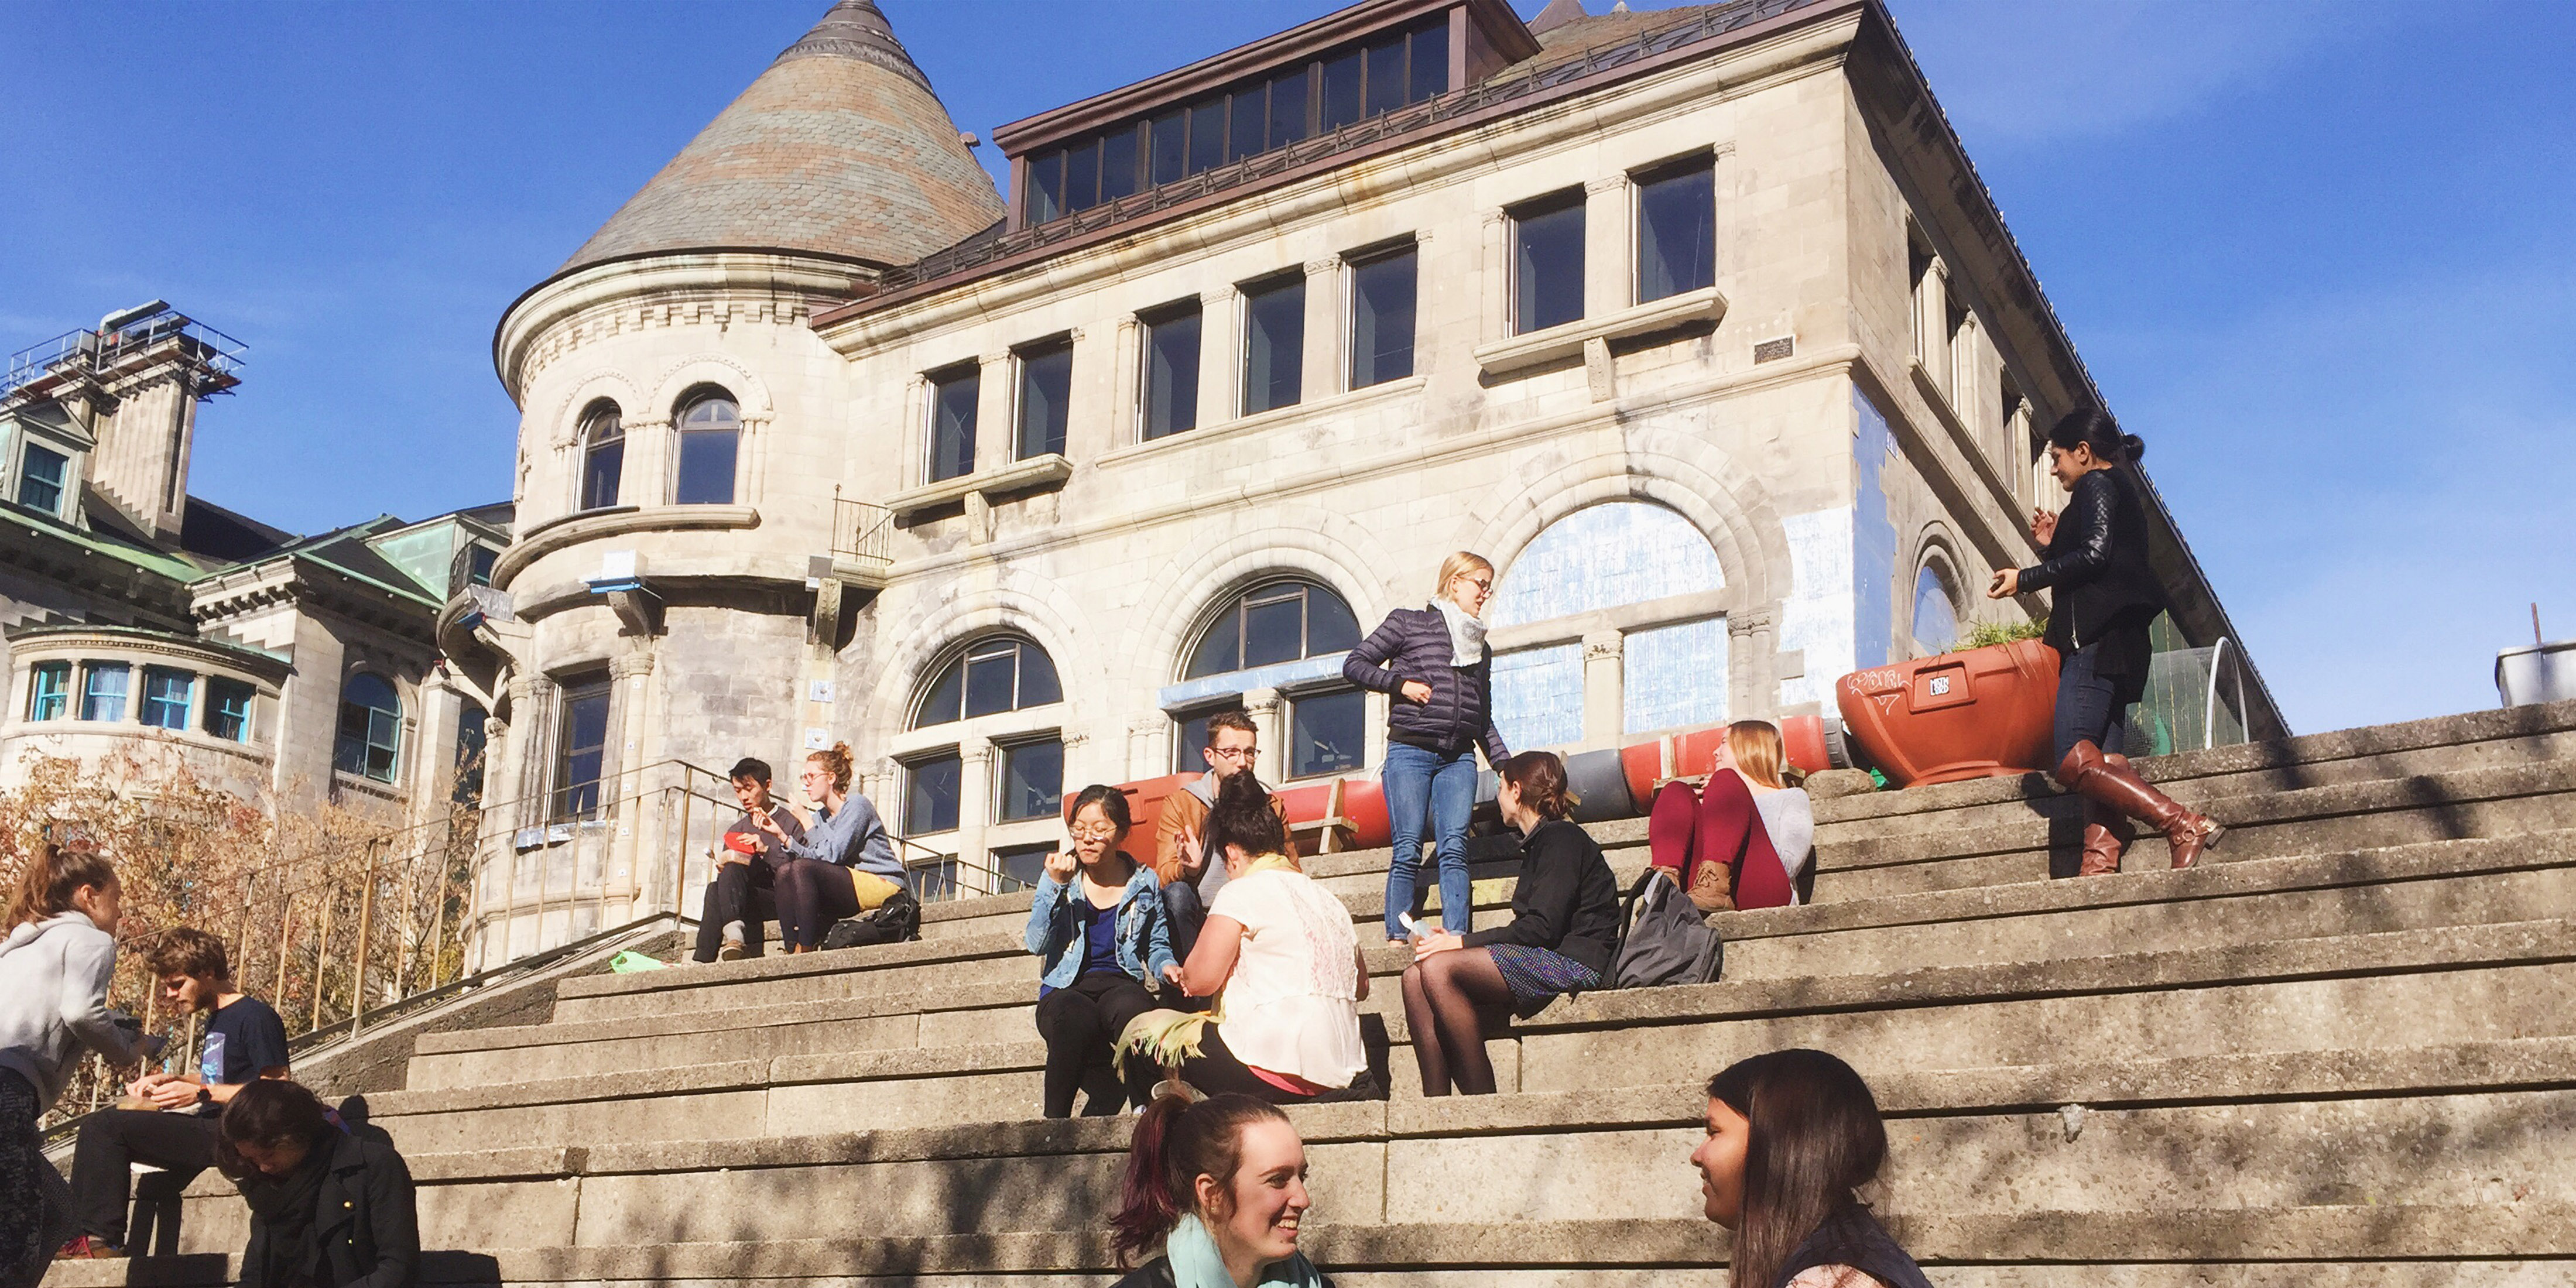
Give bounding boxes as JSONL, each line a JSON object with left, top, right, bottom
{"left": 1989, "top": 409, "right": 2219, "bottom": 875}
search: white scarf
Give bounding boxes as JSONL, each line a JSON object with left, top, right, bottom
{"left": 1434, "top": 598, "right": 1486, "bottom": 669}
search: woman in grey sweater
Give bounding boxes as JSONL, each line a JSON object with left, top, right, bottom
{"left": 2, "top": 845, "right": 153, "bottom": 1288}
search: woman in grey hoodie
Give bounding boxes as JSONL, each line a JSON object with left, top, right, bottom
{"left": 1, "top": 845, "right": 152, "bottom": 1288}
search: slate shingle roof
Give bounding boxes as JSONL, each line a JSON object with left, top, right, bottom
{"left": 560, "top": 0, "right": 1006, "bottom": 275}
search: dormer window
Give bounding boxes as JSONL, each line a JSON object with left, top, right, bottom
{"left": 1017, "top": 19, "right": 1449, "bottom": 227}
{"left": 16, "top": 442, "right": 67, "bottom": 516}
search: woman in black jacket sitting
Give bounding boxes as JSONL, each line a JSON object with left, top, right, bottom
{"left": 218, "top": 1080, "right": 417, "bottom": 1288}
{"left": 1400, "top": 750, "right": 1619, "bottom": 1096}
{"left": 1989, "top": 408, "right": 2220, "bottom": 876}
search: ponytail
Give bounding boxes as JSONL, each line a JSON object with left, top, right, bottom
{"left": 2043, "top": 407, "right": 2145, "bottom": 464}
{"left": 8, "top": 841, "right": 115, "bottom": 928}
{"left": 1109, "top": 1091, "right": 1290, "bottom": 1266}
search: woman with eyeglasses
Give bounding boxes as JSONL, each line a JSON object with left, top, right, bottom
{"left": 1343, "top": 551, "right": 1512, "bottom": 943}
{"left": 1025, "top": 785, "right": 1178, "bottom": 1118}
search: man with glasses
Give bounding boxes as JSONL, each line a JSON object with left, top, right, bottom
{"left": 1151, "top": 710, "right": 1294, "bottom": 962}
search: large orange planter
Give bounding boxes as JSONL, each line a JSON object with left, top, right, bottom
{"left": 1834, "top": 638, "right": 2061, "bottom": 787}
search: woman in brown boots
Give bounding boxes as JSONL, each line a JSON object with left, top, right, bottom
{"left": 1989, "top": 408, "right": 2220, "bottom": 875}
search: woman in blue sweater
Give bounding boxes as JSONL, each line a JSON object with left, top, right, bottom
{"left": 1343, "top": 552, "right": 1511, "bottom": 943}
{"left": 1025, "top": 785, "right": 1177, "bottom": 1118}
{"left": 750, "top": 743, "right": 903, "bottom": 953}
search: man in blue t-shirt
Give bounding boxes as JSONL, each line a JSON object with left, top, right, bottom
{"left": 58, "top": 929, "right": 289, "bottom": 1260}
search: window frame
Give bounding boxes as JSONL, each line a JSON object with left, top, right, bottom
{"left": 1632, "top": 155, "right": 1717, "bottom": 306}
{"left": 80, "top": 662, "right": 130, "bottom": 722}
{"left": 577, "top": 401, "right": 624, "bottom": 512}
{"left": 27, "top": 661, "right": 71, "bottom": 721}
{"left": 992, "top": 732, "right": 1067, "bottom": 824}
{"left": 672, "top": 390, "right": 741, "bottom": 506}
{"left": 901, "top": 747, "right": 965, "bottom": 836}
{"left": 911, "top": 634, "right": 1064, "bottom": 730}
{"left": 1283, "top": 684, "right": 1367, "bottom": 780}
{"left": 1238, "top": 272, "right": 1306, "bottom": 417}
{"left": 17, "top": 441, "right": 69, "bottom": 517}
{"left": 1138, "top": 299, "right": 1204, "bottom": 441}
{"left": 1013, "top": 336, "right": 1074, "bottom": 461}
{"left": 924, "top": 361, "right": 981, "bottom": 484}
{"left": 204, "top": 676, "right": 256, "bottom": 742}
{"left": 1510, "top": 189, "right": 1588, "bottom": 335}
{"left": 139, "top": 666, "right": 194, "bottom": 731}
{"left": 1183, "top": 578, "right": 1362, "bottom": 681}
{"left": 335, "top": 671, "right": 404, "bottom": 784}
{"left": 1346, "top": 239, "right": 1418, "bottom": 390}
{"left": 548, "top": 676, "right": 611, "bottom": 819}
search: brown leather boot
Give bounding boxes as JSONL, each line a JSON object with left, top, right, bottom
{"left": 2079, "top": 798, "right": 2126, "bottom": 876}
{"left": 2058, "top": 741, "right": 2221, "bottom": 869}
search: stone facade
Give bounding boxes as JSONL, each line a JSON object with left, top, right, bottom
{"left": 464, "top": 0, "right": 2283, "bottom": 961}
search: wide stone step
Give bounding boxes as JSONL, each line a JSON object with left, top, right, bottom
{"left": 370, "top": 920, "right": 2574, "bottom": 1147}
{"left": 151, "top": 1038, "right": 2576, "bottom": 1269}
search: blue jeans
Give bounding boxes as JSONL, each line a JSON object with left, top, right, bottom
{"left": 1382, "top": 742, "right": 1477, "bottom": 938}
{"left": 2053, "top": 642, "right": 2131, "bottom": 764}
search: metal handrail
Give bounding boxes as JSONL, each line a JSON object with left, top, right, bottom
{"left": 831, "top": 492, "right": 893, "bottom": 564}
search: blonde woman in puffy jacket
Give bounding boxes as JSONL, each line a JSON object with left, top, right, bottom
{"left": 2, "top": 845, "right": 152, "bottom": 1288}
{"left": 1343, "top": 552, "right": 1511, "bottom": 943}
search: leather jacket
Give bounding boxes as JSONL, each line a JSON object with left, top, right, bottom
{"left": 2018, "top": 468, "right": 2164, "bottom": 663}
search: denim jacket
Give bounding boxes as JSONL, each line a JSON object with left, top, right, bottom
{"left": 1025, "top": 864, "right": 1177, "bottom": 989}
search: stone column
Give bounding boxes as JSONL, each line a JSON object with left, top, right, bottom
{"left": 625, "top": 415, "right": 673, "bottom": 506}
{"left": 1302, "top": 255, "right": 1345, "bottom": 402}
{"left": 955, "top": 736, "right": 996, "bottom": 885}
{"left": 607, "top": 650, "right": 656, "bottom": 923}
{"left": 976, "top": 351, "right": 1015, "bottom": 471}
{"left": 1728, "top": 608, "right": 1777, "bottom": 721}
{"left": 1916, "top": 257, "right": 1950, "bottom": 393}
{"left": 1108, "top": 317, "right": 1142, "bottom": 450}
{"left": 1711, "top": 143, "right": 1741, "bottom": 286}
{"left": 1582, "top": 629, "right": 1625, "bottom": 746}
{"left": 1479, "top": 210, "right": 1509, "bottom": 343}
{"left": 1242, "top": 687, "right": 1284, "bottom": 787}
{"left": 1584, "top": 174, "right": 1632, "bottom": 319}
{"left": 1128, "top": 714, "right": 1169, "bottom": 781}
{"left": 1198, "top": 286, "right": 1239, "bottom": 427}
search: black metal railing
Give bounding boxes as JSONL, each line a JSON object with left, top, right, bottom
{"left": 3, "top": 312, "right": 248, "bottom": 398}
{"left": 833, "top": 495, "right": 893, "bottom": 566}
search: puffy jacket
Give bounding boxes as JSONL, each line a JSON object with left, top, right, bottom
{"left": 1025, "top": 864, "right": 1178, "bottom": 990}
{"left": 0, "top": 912, "right": 150, "bottom": 1109}
{"left": 1341, "top": 606, "right": 1510, "bottom": 766}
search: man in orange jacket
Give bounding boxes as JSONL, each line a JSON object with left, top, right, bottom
{"left": 1153, "top": 710, "right": 1294, "bottom": 961}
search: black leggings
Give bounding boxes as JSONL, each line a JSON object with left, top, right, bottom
{"left": 1033, "top": 973, "right": 1160, "bottom": 1118}
{"left": 773, "top": 859, "right": 890, "bottom": 950}
{"left": 1400, "top": 946, "right": 1515, "bottom": 1096}
{"left": 1172, "top": 1026, "right": 1321, "bottom": 1105}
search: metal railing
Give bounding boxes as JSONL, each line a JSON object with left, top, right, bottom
{"left": 876, "top": 0, "right": 1809, "bottom": 293}
{"left": 831, "top": 492, "right": 893, "bottom": 567}
{"left": 4, "top": 311, "right": 247, "bottom": 398}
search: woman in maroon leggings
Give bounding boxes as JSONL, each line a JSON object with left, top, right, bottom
{"left": 1647, "top": 721, "right": 1815, "bottom": 912}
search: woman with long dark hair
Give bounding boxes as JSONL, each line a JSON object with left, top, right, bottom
{"left": 1343, "top": 551, "right": 1512, "bottom": 941}
{"left": 1989, "top": 409, "right": 2219, "bottom": 875}
{"left": 1691, "top": 1050, "right": 1930, "bottom": 1288}
{"left": 218, "top": 1080, "right": 417, "bottom": 1288}
{"left": 1108, "top": 1091, "right": 1334, "bottom": 1287}
{"left": 1403, "top": 751, "right": 1619, "bottom": 1096}
{"left": 1026, "top": 785, "right": 1177, "bottom": 1118}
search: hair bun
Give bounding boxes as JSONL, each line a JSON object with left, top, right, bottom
{"left": 2120, "top": 433, "right": 2146, "bottom": 462}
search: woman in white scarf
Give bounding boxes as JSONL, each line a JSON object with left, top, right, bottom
{"left": 1108, "top": 1091, "right": 1334, "bottom": 1288}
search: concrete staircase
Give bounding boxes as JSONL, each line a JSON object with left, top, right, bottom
{"left": 51, "top": 701, "right": 2576, "bottom": 1286}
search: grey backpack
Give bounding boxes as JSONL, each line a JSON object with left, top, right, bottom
{"left": 1612, "top": 868, "right": 1724, "bottom": 988}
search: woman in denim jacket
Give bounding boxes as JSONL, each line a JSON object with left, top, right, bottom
{"left": 1025, "top": 785, "right": 1179, "bottom": 1118}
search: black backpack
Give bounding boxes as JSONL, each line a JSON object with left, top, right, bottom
{"left": 820, "top": 888, "right": 922, "bottom": 950}
{"left": 1611, "top": 868, "right": 1723, "bottom": 988}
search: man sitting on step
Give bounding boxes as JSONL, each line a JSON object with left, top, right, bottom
{"left": 1153, "top": 711, "right": 1294, "bottom": 964}
{"left": 694, "top": 757, "right": 806, "bottom": 963}
{"left": 59, "top": 929, "right": 289, "bottom": 1261}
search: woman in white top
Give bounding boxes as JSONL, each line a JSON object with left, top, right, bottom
{"left": 1646, "top": 721, "right": 1817, "bottom": 913}
{"left": 1133, "top": 773, "right": 1370, "bottom": 1104}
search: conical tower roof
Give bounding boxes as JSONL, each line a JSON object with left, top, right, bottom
{"left": 560, "top": 0, "right": 1006, "bottom": 275}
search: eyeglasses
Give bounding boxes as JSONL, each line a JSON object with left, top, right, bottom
{"left": 1070, "top": 823, "right": 1122, "bottom": 841}
{"left": 1208, "top": 745, "right": 1258, "bottom": 761}
{"left": 1454, "top": 576, "right": 1494, "bottom": 595}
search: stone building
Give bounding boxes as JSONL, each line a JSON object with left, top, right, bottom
{"left": 0, "top": 303, "right": 508, "bottom": 821}
{"left": 462, "top": 0, "right": 2284, "bottom": 962}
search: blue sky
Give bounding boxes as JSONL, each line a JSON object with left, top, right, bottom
{"left": 1, "top": 1, "right": 2568, "bottom": 735}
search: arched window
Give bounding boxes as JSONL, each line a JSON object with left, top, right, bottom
{"left": 334, "top": 672, "right": 402, "bottom": 782}
{"left": 578, "top": 401, "right": 623, "bottom": 511}
{"left": 1177, "top": 579, "right": 1365, "bottom": 779}
{"left": 1912, "top": 562, "right": 1961, "bottom": 656}
{"left": 673, "top": 389, "right": 739, "bottom": 505}
{"left": 900, "top": 635, "right": 1065, "bottom": 892}
{"left": 1486, "top": 501, "right": 1728, "bottom": 748}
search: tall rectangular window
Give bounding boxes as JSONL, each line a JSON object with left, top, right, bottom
{"left": 17, "top": 444, "right": 66, "bottom": 516}
{"left": 26, "top": 662, "right": 70, "bottom": 721}
{"left": 995, "top": 736, "right": 1064, "bottom": 822}
{"left": 1170, "top": 702, "right": 1249, "bottom": 774}
{"left": 1228, "top": 81, "right": 1266, "bottom": 161}
{"left": 1187, "top": 100, "right": 1226, "bottom": 175}
{"left": 551, "top": 679, "right": 611, "bottom": 820}
{"left": 904, "top": 749, "right": 963, "bottom": 835}
{"left": 1349, "top": 245, "right": 1417, "bottom": 389}
{"left": 1064, "top": 138, "right": 1100, "bottom": 214}
{"left": 1241, "top": 275, "right": 1305, "bottom": 416}
{"left": 1287, "top": 688, "right": 1365, "bottom": 779}
{"left": 141, "top": 667, "right": 193, "bottom": 731}
{"left": 673, "top": 426, "right": 737, "bottom": 505}
{"left": 991, "top": 842, "right": 1053, "bottom": 893}
{"left": 1015, "top": 339, "right": 1073, "bottom": 460}
{"left": 1267, "top": 68, "right": 1309, "bottom": 148}
{"left": 81, "top": 663, "right": 129, "bottom": 722}
{"left": 1320, "top": 50, "right": 1362, "bottom": 131}
{"left": 1409, "top": 26, "right": 1449, "bottom": 101}
{"left": 1099, "top": 124, "right": 1141, "bottom": 203}
{"left": 1512, "top": 191, "right": 1586, "bottom": 334}
{"left": 1026, "top": 152, "right": 1064, "bottom": 224}
{"left": 1365, "top": 35, "right": 1407, "bottom": 117}
{"left": 1140, "top": 302, "right": 1201, "bottom": 440}
{"left": 205, "top": 677, "right": 255, "bottom": 742}
{"left": 927, "top": 364, "right": 979, "bottom": 482}
{"left": 1635, "top": 160, "right": 1715, "bottom": 303}
{"left": 1149, "top": 109, "right": 1187, "bottom": 185}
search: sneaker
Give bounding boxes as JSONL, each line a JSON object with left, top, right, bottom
{"left": 717, "top": 938, "right": 745, "bottom": 961}
{"left": 58, "top": 1236, "right": 125, "bottom": 1260}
